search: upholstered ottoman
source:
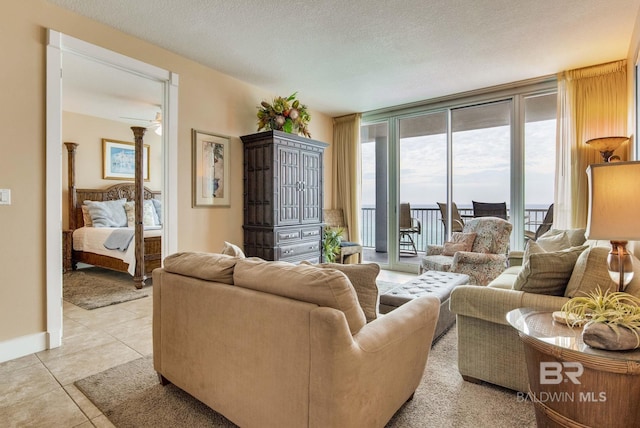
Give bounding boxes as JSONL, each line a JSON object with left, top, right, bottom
{"left": 379, "top": 271, "right": 469, "bottom": 341}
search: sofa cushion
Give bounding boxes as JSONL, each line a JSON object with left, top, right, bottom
{"left": 513, "top": 242, "right": 588, "bottom": 296}
{"left": 233, "top": 258, "right": 366, "bottom": 334}
{"left": 163, "top": 252, "right": 238, "bottom": 284}
{"left": 488, "top": 265, "right": 521, "bottom": 289}
{"left": 536, "top": 231, "right": 571, "bottom": 252}
{"left": 442, "top": 232, "right": 477, "bottom": 256}
{"left": 317, "top": 262, "right": 381, "bottom": 322}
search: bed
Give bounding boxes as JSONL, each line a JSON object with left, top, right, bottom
{"left": 65, "top": 130, "right": 161, "bottom": 289}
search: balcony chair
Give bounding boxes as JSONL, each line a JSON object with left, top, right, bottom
{"left": 472, "top": 201, "right": 508, "bottom": 220}
{"left": 323, "top": 209, "right": 363, "bottom": 264}
{"left": 399, "top": 203, "right": 422, "bottom": 255}
{"left": 437, "top": 202, "right": 464, "bottom": 234}
{"left": 525, "top": 203, "right": 554, "bottom": 242}
{"left": 420, "top": 217, "right": 512, "bottom": 285}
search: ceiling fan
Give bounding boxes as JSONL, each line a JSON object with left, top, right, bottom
{"left": 120, "top": 111, "right": 162, "bottom": 135}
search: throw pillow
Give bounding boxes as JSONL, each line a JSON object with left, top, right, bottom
{"left": 221, "top": 241, "right": 246, "bottom": 258}
{"left": 536, "top": 231, "right": 571, "bottom": 252}
{"left": 84, "top": 199, "right": 127, "bottom": 228}
{"left": 318, "top": 262, "right": 381, "bottom": 322}
{"left": 124, "top": 200, "right": 160, "bottom": 227}
{"left": 442, "top": 232, "right": 477, "bottom": 256}
{"left": 565, "top": 246, "right": 616, "bottom": 298}
{"left": 541, "top": 228, "right": 587, "bottom": 247}
{"left": 513, "top": 242, "right": 588, "bottom": 296}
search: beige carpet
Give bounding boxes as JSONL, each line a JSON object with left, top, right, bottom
{"left": 75, "top": 328, "right": 535, "bottom": 427}
{"left": 63, "top": 266, "right": 150, "bottom": 310}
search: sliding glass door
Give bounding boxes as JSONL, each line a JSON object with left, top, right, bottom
{"left": 360, "top": 80, "right": 557, "bottom": 272}
{"left": 451, "top": 101, "right": 512, "bottom": 224}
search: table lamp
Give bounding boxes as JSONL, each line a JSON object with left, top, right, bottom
{"left": 585, "top": 136, "right": 629, "bottom": 162}
{"left": 586, "top": 161, "right": 640, "bottom": 291}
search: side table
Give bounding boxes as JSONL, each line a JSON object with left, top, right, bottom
{"left": 507, "top": 308, "right": 640, "bottom": 428}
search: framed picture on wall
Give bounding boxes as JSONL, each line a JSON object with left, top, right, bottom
{"left": 102, "top": 139, "right": 150, "bottom": 181}
{"left": 192, "top": 129, "right": 231, "bottom": 207}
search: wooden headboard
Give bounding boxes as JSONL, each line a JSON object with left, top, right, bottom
{"left": 65, "top": 142, "right": 160, "bottom": 230}
{"left": 74, "top": 183, "right": 161, "bottom": 229}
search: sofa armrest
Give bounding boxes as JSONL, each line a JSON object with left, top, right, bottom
{"left": 309, "top": 296, "right": 440, "bottom": 427}
{"left": 508, "top": 250, "right": 524, "bottom": 267}
{"left": 426, "top": 244, "right": 444, "bottom": 256}
{"left": 450, "top": 285, "right": 569, "bottom": 326}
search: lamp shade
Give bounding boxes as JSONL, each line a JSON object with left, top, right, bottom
{"left": 586, "top": 161, "right": 640, "bottom": 241}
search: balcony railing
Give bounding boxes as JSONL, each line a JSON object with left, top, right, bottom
{"left": 360, "top": 207, "right": 549, "bottom": 252}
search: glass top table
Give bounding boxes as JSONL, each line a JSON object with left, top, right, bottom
{"left": 506, "top": 308, "right": 640, "bottom": 362}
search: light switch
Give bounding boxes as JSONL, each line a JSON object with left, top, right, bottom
{"left": 0, "top": 189, "right": 11, "bottom": 205}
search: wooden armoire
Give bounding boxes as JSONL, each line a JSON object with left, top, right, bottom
{"left": 240, "top": 130, "right": 328, "bottom": 263}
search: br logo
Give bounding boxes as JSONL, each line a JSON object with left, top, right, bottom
{"left": 540, "top": 362, "right": 583, "bottom": 385}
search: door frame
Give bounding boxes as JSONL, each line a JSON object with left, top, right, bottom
{"left": 45, "top": 30, "right": 179, "bottom": 348}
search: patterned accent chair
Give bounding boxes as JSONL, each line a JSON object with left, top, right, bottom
{"left": 420, "top": 217, "right": 512, "bottom": 285}
{"left": 323, "top": 209, "right": 363, "bottom": 264}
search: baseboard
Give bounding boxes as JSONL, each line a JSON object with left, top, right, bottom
{"left": 0, "top": 332, "right": 48, "bottom": 363}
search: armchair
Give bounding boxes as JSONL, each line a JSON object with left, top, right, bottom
{"left": 323, "top": 209, "right": 362, "bottom": 263}
{"left": 420, "top": 217, "right": 512, "bottom": 285}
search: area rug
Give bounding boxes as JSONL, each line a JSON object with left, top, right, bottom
{"left": 63, "top": 267, "right": 150, "bottom": 310}
{"left": 75, "top": 329, "right": 535, "bottom": 427}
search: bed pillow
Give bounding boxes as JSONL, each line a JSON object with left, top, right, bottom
{"left": 84, "top": 199, "right": 127, "bottom": 227}
{"left": 442, "top": 232, "right": 477, "bottom": 256}
{"left": 124, "top": 200, "right": 160, "bottom": 227}
{"left": 151, "top": 199, "right": 162, "bottom": 224}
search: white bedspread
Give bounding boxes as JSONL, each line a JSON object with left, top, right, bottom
{"left": 72, "top": 226, "right": 162, "bottom": 275}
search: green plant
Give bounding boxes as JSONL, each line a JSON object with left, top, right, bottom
{"left": 322, "top": 227, "right": 344, "bottom": 263}
{"left": 560, "top": 286, "right": 640, "bottom": 346}
{"left": 256, "top": 92, "right": 311, "bottom": 138}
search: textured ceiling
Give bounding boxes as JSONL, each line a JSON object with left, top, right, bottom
{"left": 49, "top": 0, "right": 640, "bottom": 117}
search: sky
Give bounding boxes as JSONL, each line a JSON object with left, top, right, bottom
{"left": 361, "top": 119, "right": 556, "bottom": 208}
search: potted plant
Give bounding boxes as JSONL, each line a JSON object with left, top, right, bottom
{"left": 559, "top": 287, "right": 640, "bottom": 350}
{"left": 256, "top": 92, "right": 311, "bottom": 138}
{"left": 322, "top": 227, "right": 344, "bottom": 263}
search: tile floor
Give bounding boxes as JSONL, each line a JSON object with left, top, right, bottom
{"left": 0, "top": 268, "right": 415, "bottom": 427}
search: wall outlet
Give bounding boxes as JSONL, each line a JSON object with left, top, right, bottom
{"left": 0, "top": 189, "right": 11, "bottom": 205}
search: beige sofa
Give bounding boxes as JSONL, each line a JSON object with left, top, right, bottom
{"left": 450, "top": 231, "right": 640, "bottom": 393}
{"left": 153, "top": 252, "right": 440, "bottom": 428}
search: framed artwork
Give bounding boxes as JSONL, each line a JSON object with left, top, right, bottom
{"left": 102, "top": 139, "right": 150, "bottom": 181}
{"left": 192, "top": 129, "right": 231, "bottom": 207}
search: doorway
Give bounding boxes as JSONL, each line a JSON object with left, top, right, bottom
{"left": 46, "top": 30, "right": 179, "bottom": 349}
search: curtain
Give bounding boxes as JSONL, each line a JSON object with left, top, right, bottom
{"left": 332, "top": 113, "right": 362, "bottom": 244}
{"left": 555, "top": 60, "right": 627, "bottom": 229}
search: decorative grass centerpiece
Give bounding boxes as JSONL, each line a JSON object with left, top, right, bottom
{"left": 257, "top": 92, "right": 311, "bottom": 138}
{"left": 559, "top": 287, "right": 640, "bottom": 350}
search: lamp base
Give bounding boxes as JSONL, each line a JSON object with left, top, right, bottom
{"left": 607, "top": 240, "right": 634, "bottom": 292}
